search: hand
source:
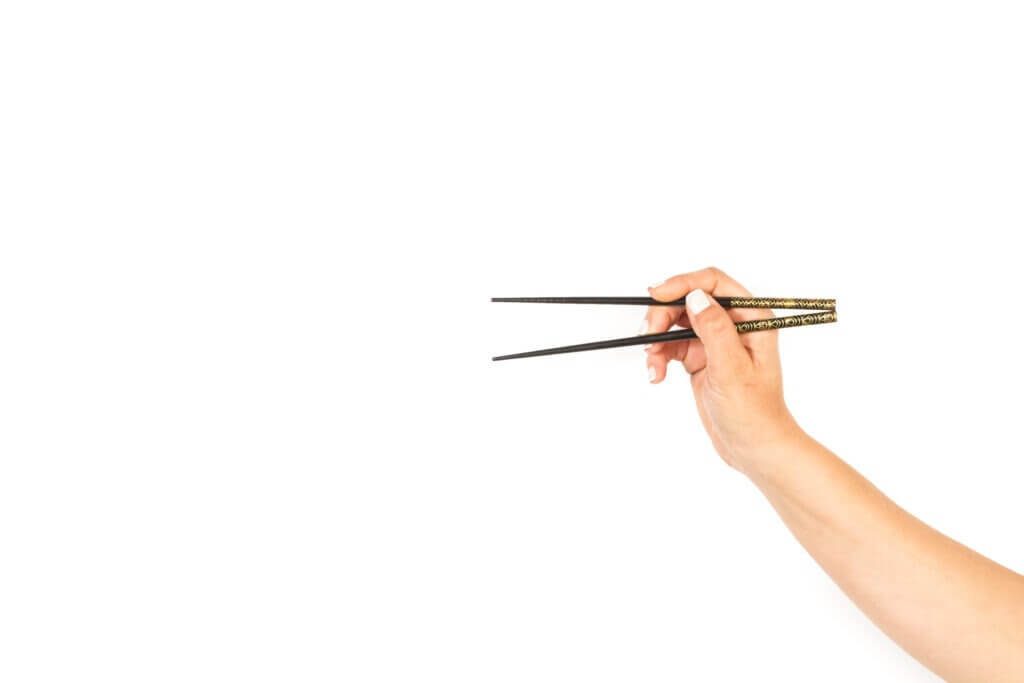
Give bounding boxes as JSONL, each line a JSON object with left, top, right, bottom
{"left": 643, "top": 267, "right": 801, "bottom": 473}
{"left": 644, "top": 269, "right": 1024, "bottom": 682}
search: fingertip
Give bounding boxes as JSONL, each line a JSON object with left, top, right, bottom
{"left": 646, "top": 355, "right": 667, "bottom": 383}
{"left": 646, "top": 307, "right": 675, "bottom": 335}
{"left": 648, "top": 284, "right": 674, "bottom": 302}
{"left": 648, "top": 275, "right": 690, "bottom": 303}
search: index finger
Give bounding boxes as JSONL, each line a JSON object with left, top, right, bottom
{"left": 649, "top": 266, "right": 752, "bottom": 301}
{"left": 647, "top": 266, "right": 777, "bottom": 356}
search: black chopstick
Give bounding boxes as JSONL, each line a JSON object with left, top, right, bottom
{"left": 492, "top": 296, "right": 836, "bottom": 310}
{"left": 491, "top": 310, "right": 837, "bottom": 361}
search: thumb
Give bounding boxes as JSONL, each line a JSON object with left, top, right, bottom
{"left": 685, "top": 289, "right": 750, "bottom": 378}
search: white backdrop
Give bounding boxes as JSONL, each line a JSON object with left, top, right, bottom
{"left": 2, "top": 1, "right": 1023, "bottom": 681}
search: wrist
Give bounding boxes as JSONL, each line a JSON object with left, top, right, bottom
{"left": 731, "top": 415, "right": 810, "bottom": 481}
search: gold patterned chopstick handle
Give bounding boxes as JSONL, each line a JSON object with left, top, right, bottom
{"left": 735, "top": 310, "right": 838, "bottom": 334}
{"left": 719, "top": 297, "right": 836, "bottom": 311}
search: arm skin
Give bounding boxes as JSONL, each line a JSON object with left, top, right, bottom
{"left": 641, "top": 267, "right": 1024, "bottom": 682}
{"left": 749, "top": 427, "right": 1024, "bottom": 682}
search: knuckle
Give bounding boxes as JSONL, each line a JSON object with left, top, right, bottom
{"left": 714, "top": 266, "right": 737, "bottom": 283}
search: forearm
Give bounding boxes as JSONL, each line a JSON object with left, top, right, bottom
{"left": 745, "top": 430, "right": 1024, "bottom": 682}
{"left": 643, "top": 268, "right": 1024, "bottom": 677}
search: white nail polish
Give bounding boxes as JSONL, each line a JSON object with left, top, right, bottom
{"left": 643, "top": 344, "right": 652, "bottom": 351}
{"left": 647, "top": 366, "right": 657, "bottom": 382}
{"left": 638, "top": 320, "right": 648, "bottom": 335}
{"left": 687, "top": 288, "right": 711, "bottom": 314}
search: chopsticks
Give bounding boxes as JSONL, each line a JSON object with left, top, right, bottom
{"left": 492, "top": 296, "right": 835, "bottom": 310}
{"left": 491, "top": 295, "right": 837, "bottom": 361}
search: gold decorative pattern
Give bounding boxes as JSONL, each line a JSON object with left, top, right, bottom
{"left": 721, "top": 297, "right": 836, "bottom": 311}
{"left": 734, "top": 310, "right": 838, "bottom": 334}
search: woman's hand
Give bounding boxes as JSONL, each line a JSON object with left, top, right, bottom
{"left": 642, "top": 267, "right": 801, "bottom": 473}
{"left": 643, "top": 268, "right": 1024, "bottom": 682}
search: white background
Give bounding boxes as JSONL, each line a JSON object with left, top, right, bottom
{"left": 2, "top": 1, "right": 1022, "bottom": 681}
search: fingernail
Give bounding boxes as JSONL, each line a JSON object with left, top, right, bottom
{"left": 647, "top": 366, "right": 657, "bottom": 382}
{"left": 648, "top": 280, "right": 664, "bottom": 290}
{"left": 637, "top": 320, "right": 648, "bottom": 335}
{"left": 687, "top": 288, "right": 710, "bottom": 314}
{"left": 643, "top": 344, "right": 652, "bottom": 351}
